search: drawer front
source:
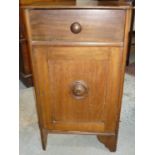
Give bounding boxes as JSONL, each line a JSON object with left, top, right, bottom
{"left": 32, "top": 46, "right": 122, "bottom": 133}
{"left": 29, "top": 9, "right": 125, "bottom": 43}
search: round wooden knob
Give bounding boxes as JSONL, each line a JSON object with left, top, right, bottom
{"left": 71, "top": 81, "right": 88, "bottom": 99}
{"left": 70, "top": 22, "right": 82, "bottom": 34}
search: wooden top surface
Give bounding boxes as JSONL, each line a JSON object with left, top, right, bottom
{"left": 20, "top": 0, "right": 133, "bottom": 9}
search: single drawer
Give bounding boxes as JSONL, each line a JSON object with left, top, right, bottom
{"left": 29, "top": 9, "right": 125, "bottom": 43}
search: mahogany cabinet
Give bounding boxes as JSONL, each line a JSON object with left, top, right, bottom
{"left": 20, "top": 0, "right": 53, "bottom": 86}
{"left": 21, "top": 0, "right": 133, "bottom": 152}
{"left": 20, "top": 4, "right": 33, "bottom": 87}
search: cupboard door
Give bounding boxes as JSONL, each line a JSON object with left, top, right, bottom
{"left": 32, "top": 46, "right": 122, "bottom": 133}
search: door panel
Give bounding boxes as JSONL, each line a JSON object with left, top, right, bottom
{"left": 47, "top": 47, "right": 109, "bottom": 124}
{"left": 32, "top": 46, "right": 122, "bottom": 133}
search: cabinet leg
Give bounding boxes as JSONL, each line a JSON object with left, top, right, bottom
{"left": 40, "top": 128, "right": 48, "bottom": 150}
{"left": 97, "top": 135, "right": 117, "bottom": 152}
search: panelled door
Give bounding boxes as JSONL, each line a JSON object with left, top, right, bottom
{"left": 32, "top": 46, "right": 122, "bottom": 133}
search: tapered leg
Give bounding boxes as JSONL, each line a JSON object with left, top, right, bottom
{"left": 97, "top": 135, "right": 117, "bottom": 152}
{"left": 40, "top": 128, "right": 48, "bottom": 150}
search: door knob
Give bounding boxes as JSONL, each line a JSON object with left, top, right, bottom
{"left": 71, "top": 81, "right": 88, "bottom": 99}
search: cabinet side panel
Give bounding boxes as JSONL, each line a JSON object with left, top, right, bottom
{"left": 32, "top": 46, "right": 54, "bottom": 129}
{"left": 114, "top": 9, "right": 133, "bottom": 135}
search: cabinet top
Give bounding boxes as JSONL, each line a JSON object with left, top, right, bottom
{"left": 20, "top": 0, "right": 133, "bottom": 9}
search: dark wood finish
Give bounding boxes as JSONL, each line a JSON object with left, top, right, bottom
{"left": 19, "top": 9, "right": 33, "bottom": 87}
{"left": 70, "top": 22, "right": 82, "bottom": 34}
{"left": 40, "top": 128, "right": 48, "bottom": 150}
{"left": 31, "top": 46, "right": 122, "bottom": 134}
{"left": 71, "top": 80, "right": 88, "bottom": 99}
{"left": 22, "top": 0, "right": 133, "bottom": 152}
{"left": 97, "top": 135, "right": 117, "bottom": 152}
{"left": 126, "top": 0, "right": 135, "bottom": 66}
{"left": 29, "top": 9, "right": 125, "bottom": 43}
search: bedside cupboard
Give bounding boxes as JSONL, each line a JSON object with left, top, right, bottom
{"left": 21, "top": 0, "right": 133, "bottom": 152}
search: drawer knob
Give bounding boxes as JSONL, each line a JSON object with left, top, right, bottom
{"left": 70, "top": 22, "right": 82, "bottom": 34}
{"left": 71, "top": 81, "right": 88, "bottom": 99}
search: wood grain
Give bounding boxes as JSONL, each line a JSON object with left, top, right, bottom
{"left": 47, "top": 47, "right": 108, "bottom": 124}
{"left": 22, "top": 1, "right": 133, "bottom": 151}
{"left": 97, "top": 9, "right": 133, "bottom": 152}
{"left": 19, "top": 9, "right": 33, "bottom": 86}
{"left": 32, "top": 46, "right": 122, "bottom": 134}
{"left": 29, "top": 9, "right": 125, "bottom": 43}
{"left": 51, "top": 122, "right": 105, "bottom": 133}
{"left": 31, "top": 41, "right": 124, "bottom": 47}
